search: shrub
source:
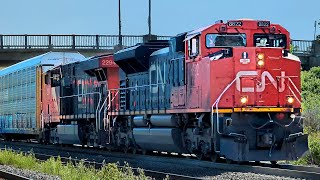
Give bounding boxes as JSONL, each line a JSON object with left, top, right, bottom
{"left": 296, "top": 67, "right": 320, "bottom": 165}
{"left": 301, "top": 67, "right": 320, "bottom": 132}
{"left": 294, "top": 132, "right": 320, "bottom": 165}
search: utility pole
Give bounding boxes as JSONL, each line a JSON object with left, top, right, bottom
{"left": 314, "top": 20, "right": 317, "bottom": 40}
{"left": 118, "top": 0, "right": 123, "bottom": 48}
{"left": 148, "top": 0, "right": 151, "bottom": 40}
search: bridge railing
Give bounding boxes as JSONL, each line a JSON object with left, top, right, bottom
{"left": 0, "top": 35, "right": 315, "bottom": 55}
{"left": 291, "top": 40, "right": 314, "bottom": 54}
{"left": 0, "top": 34, "right": 171, "bottom": 50}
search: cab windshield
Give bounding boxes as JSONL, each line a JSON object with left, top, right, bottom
{"left": 254, "top": 34, "right": 287, "bottom": 48}
{"left": 206, "top": 34, "right": 246, "bottom": 47}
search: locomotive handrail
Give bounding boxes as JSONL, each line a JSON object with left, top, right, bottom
{"left": 98, "top": 83, "right": 166, "bottom": 114}
{"left": 211, "top": 75, "right": 302, "bottom": 142}
{"left": 211, "top": 76, "right": 241, "bottom": 136}
{"left": 288, "top": 88, "right": 301, "bottom": 105}
{"left": 99, "top": 90, "right": 119, "bottom": 130}
{"left": 106, "top": 83, "right": 166, "bottom": 91}
{"left": 276, "top": 76, "right": 300, "bottom": 95}
{"left": 101, "top": 83, "right": 166, "bottom": 144}
{"left": 59, "top": 92, "right": 102, "bottom": 133}
{"left": 98, "top": 92, "right": 110, "bottom": 130}
{"left": 103, "top": 91, "right": 119, "bottom": 116}
{"left": 100, "top": 90, "right": 120, "bottom": 144}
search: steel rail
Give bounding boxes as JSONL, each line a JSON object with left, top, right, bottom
{"left": 1, "top": 141, "right": 320, "bottom": 180}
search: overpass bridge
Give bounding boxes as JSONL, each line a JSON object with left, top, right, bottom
{"left": 0, "top": 34, "right": 170, "bottom": 68}
{"left": 0, "top": 34, "right": 317, "bottom": 69}
{"left": 291, "top": 40, "right": 320, "bottom": 69}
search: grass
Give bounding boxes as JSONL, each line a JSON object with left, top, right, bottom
{"left": 0, "top": 149, "right": 148, "bottom": 180}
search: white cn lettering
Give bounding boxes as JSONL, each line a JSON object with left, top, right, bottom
{"left": 149, "top": 62, "right": 166, "bottom": 94}
{"left": 236, "top": 71, "right": 285, "bottom": 92}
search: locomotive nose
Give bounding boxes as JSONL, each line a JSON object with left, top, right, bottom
{"left": 232, "top": 47, "right": 300, "bottom": 108}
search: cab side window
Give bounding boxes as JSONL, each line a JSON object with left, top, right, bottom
{"left": 188, "top": 37, "right": 199, "bottom": 57}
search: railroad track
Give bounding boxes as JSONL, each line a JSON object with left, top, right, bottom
{"left": 0, "top": 169, "right": 31, "bottom": 180}
{"left": 0, "top": 143, "right": 201, "bottom": 180}
{"left": 1, "top": 141, "right": 320, "bottom": 180}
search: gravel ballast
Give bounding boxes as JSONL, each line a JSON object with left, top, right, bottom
{"left": 0, "top": 164, "right": 60, "bottom": 180}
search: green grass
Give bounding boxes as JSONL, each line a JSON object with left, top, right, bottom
{"left": 0, "top": 149, "right": 148, "bottom": 180}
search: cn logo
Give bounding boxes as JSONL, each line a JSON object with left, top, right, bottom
{"left": 242, "top": 52, "right": 248, "bottom": 59}
{"left": 236, "top": 71, "right": 285, "bottom": 92}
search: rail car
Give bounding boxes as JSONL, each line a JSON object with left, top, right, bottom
{"left": 0, "top": 52, "right": 86, "bottom": 139}
{"left": 0, "top": 19, "right": 309, "bottom": 164}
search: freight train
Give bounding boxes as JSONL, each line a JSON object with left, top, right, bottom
{"left": 0, "top": 19, "right": 308, "bottom": 163}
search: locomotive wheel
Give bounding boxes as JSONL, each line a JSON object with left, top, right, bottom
{"left": 196, "top": 153, "right": 204, "bottom": 160}
{"left": 4, "top": 136, "right": 12, "bottom": 142}
{"left": 226, "top": 159, "right": 234, "bottom": 164}
{"left": 270, "top": 161, "right": 278, "bottom": 167}
{"left": 254, "top": 161, "right": 261, "bottom": 165}
{"left": 142, "top": 150, "right": 147, "bottom": 155}
{"left": 107, "top": 147, "right": 112, "bottom": 152}
{"left": 209, "top": 153, "right": 219, "bottom": 162}
{"left": 131, "top": 148, "right": 137, "bottom": 155}
{"left": 123, "top": 147, "right": 128, "bottom": 154}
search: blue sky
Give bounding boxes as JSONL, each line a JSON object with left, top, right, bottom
{"left": 0, "top": 0, "right": 318, "bottom": 40}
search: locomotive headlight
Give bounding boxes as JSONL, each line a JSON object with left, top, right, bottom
{"left": 257, "top": 53, "right": 264, "bottom": 60}
{"left": 257, "top": 53, "right": 265, "bottom": 67}
{"left": 287, "top": 97, "right": 294, "bottom": 104}
{"left": 257, "top": 59, "right": 265, "bottom": 66}
{"left": 240, "top": 96, "right": 248, "bottom": 104}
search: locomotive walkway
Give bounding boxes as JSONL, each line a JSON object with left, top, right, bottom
{"left": 0, "top": 34, "right": 317, "bottom": 69}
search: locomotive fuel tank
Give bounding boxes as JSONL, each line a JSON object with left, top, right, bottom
{"left": 133, "top": 116, "right": 148, "bottom": 127}
{"left": 132, "top": 128, "right": 185, "bottom": 153}
{"left": 150, "top": 115, "right": 179, "bottom": 127}
{"left": 55, "top": 124, "right": 81, "bottom": 144}
{"left": 133, "top": 115, "right": 179, "bottom": 127}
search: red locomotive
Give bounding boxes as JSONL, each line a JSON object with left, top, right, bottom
{"left": 0, "top": 19, "right": 308, "bottom": 164}
{"left": 109, "top": 19, "right": 308, "bottom": 163}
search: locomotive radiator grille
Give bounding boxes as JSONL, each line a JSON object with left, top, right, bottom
{"left": 119, "top": 80, "right": 126, "bottom": 110}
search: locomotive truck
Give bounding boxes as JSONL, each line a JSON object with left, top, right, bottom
{"left": 0, "top": 19, "right": 308, "bottom": 163}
